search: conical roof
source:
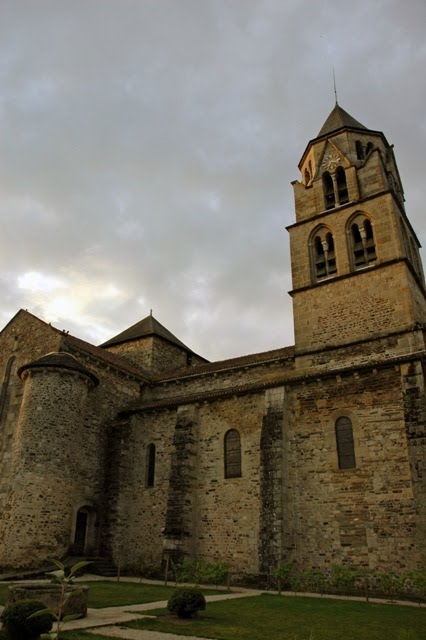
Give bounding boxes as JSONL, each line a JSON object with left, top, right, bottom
{"left": 100, "top": 314, "right": 190, "bottom": 351}
{"left": 317, "top": 103, "right": 368, "bottom": 138}
{"left": 18, "top": 351, "right": 99, "bottom": 385}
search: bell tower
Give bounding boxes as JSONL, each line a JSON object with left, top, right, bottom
{"left": 288, "top": 103, "right": 426, "bottom": 359}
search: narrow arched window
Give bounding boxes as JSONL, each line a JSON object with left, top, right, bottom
{"left": 224, "top": 429, "right": 241, "bottom": 478}
{"left": 366, "top": 142, "right": 373, "bottom": 155}
{"left": 335, "top": 417, "right": 356, "bottom": 469}
{"left": 146, "top": 443, "right": 156, "bottom": 487}
{"left": 349, "top": 215, "right": 377, "bottom": 269}
{"left": 336, "top": 167, "right": 349, "bottom": 205}
{"left": 304, "top": 168, "right": 311, "bottom": 185}
{"left": 323, "top": 172, "right": 335, "bottom": 210}
{"left": 355, "top": 140, "right": 364, "bottom": 160}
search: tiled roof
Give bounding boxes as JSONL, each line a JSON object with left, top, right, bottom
{"left": 100, "top": 314, "right": 194, "bottom": 353}
{"left": 155, "top": 345, "right": 295, "bottom": 382}
{"left": 317, "top": 103, "right": 367, "bottom": 138}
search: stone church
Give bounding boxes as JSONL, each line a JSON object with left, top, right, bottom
{"left": 0, "top": 103, "right": 425, "bottom": 578}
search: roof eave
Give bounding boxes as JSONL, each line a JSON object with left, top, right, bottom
{"left": 297, "top": 127, "right": 389, "bottom": 170}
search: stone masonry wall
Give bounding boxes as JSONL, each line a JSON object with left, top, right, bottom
{"left": 259, "top": 387, "right": 285, "bottom": 577}
{"left": 194, "top": 393, "right": 264, "bottom": 574}
{"left": 105, "top": 409, "right": 177, "bottom": 571}
{"left": 144, "top": 355, "right": 295, "bottom": 404}
{"left": 105, "top": 337, "right": 205, "bottom": 376}
{"left": 163, "top": 405, "right": 199, "bottom": 563}
{"left": 401, "top": 360, "right": 426, "bottom": 564}
{"left": 293, "top": 262, "right": 426, "bottom": 353}
{"left": 284, "top": 363, "right": 421, "bottom": 572}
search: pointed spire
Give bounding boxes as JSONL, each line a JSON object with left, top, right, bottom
{"left": 317, "top": 104, "right": 368, "bottom": 138}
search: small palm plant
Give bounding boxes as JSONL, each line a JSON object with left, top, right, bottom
{"left": 30, "top": 559, "right": 91, "bottom": 639}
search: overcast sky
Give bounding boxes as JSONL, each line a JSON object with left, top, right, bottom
{"left": 1, "top": 1, "right": 425, "bottom": 361}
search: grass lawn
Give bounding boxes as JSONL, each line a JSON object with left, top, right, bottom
{"left": 0, "top": 579, "right": 225, "bottom": 608}
{"left": 83, "top": 580, "right": 224, "bottom": 608}
{"left": 124, "top": 594, "right": 426, "bottom": 640}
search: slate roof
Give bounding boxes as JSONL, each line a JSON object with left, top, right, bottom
{"left": 100, "top": 314, "right": 195, "bottom": 353}
{"left": 317, "top": 103, "right": 368, "bottom": 138}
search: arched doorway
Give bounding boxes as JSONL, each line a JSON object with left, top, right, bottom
{"left": 72, "top": 506, "right": 98, "bottom": 555}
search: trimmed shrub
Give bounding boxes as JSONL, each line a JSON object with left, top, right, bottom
{"left": 0, "top": 599, "right": 53, "bottom": 639}
{"left": 167, "top": 588, "right": 206, "bottom": 619}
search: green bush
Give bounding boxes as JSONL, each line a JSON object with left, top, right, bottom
{"left": 171, "top": 560, "right": 196, "bottom": 584}
{"left": 167, "top": 588, "right": 206, "bottom": 619}
{"left": 171, "top": 559, "right": 229, "bottom": 588}
{"left": 273, "top": 562, "right": 294, "bottom": 593}
{"left": 0, "top": 599, "right": 53, "bottom": 639}
{"left": 330, "top": 564, "right": 357, "bottom": 595}
{"left": 379, "top": 571, "right": 405, "bottom": 600}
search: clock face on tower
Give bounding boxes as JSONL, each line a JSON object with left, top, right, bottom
{"left": 321, "top": 152, "right": 341, "bottom": 171}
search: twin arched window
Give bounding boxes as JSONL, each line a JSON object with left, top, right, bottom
{"left": 335, "top": 417, "right": 356, "bottom": 469}
{"left": 224, "top": 429, "right": 241, "bottom": 478}
{"left": 311, "top": 214, "right": 377, "bottom": 282}
{"left": 355, "top": 140, "right": 373, "bottom": 160}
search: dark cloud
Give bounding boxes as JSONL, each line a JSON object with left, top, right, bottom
{"left": 0, "top": 0, "right": 425, "bottom": 360}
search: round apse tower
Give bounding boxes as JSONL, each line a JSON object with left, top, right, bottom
{"left": 0, "top": 352, "right": 98, "bottom": 568}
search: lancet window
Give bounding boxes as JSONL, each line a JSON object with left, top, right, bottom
{"left": 335, "top": 417, "right": 356, "bottom": 469}
{"left": 224, "top": 429, "right": 241, "bottom": 478}
{"left": 336, "top": 167, "right": 349, "bottom": 205}
{"left": 355, "top": 140, "right": 364, "bottom": 160}
{"left": 322, "top": 172, "right": 335, "bottom": 209}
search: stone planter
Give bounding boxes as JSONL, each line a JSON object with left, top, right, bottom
{"left": 7, "top": 584, "right": 89, "bottom": 618}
